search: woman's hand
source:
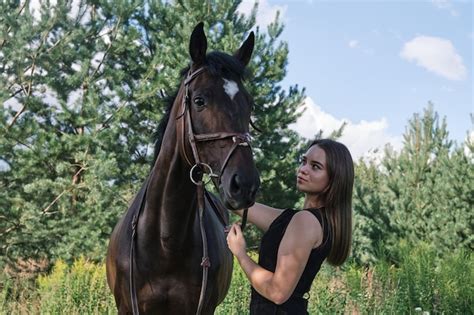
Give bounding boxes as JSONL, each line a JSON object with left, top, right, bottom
{"left": 226, "top": 223, "right": 247, "bottom": 258}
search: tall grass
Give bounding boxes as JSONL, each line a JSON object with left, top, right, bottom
{"left": 307, "top": 242, "right": 473, "bottom": 314}
{"left": 1, "top": 243, "right": 471, "bottom": 314}
{"left": 36, "top": 257, "right": 116, "bottom": 314}
{"left": 1, "top": 257, "right": 115, "bottom": 314}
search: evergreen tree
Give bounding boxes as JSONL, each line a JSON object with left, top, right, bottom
{"left": 352, "top": 104, "right": 473, "bottom": 264}
{"left": 0, "top": 1, "right": 305, "bottom": 270}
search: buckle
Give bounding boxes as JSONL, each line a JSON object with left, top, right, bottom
{"left": 232, "top": 134, "right": 251, "bottom": 146}
{"left": 190, "top": 163, "right": 218, "bottom": 185}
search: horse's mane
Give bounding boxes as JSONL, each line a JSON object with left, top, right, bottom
{"left": 151, "top": 51, "right": 248, "bottom": 165}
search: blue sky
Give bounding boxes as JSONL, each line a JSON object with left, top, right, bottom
{"left": 238, "top": 0, "right": 472, "bottom": 158}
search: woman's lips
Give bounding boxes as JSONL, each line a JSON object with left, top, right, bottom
{"left": 297, "top": 176, "right": 307, "bottom": 183}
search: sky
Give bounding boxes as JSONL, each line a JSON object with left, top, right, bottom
{"left": 238, "top": 0, "right": 473, "bottom": 159}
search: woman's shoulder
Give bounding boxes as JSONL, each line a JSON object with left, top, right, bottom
{"left": 288, "top": 210, "right": 324, "bottom": 248}
{"left": 291, "top": 210, "right": 323, "bottom": 229}
{"left": 300, "top": 207, "right": 326, "bottom": 223}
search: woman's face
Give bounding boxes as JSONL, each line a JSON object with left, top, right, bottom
{"left": 296, "top": 145, "right": 330, "bottom": 195}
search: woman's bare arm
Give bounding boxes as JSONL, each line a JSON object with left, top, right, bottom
{"left": 233, "top": 202, "right": 284, "bottom": 232}
{"left": 230, "top": 210, "right": 323, "bottom": 304}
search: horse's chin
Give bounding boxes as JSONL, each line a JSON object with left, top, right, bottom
{"left": 219, "top": 186, "right": 255, "bottom": 211}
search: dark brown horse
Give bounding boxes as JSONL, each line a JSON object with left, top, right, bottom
{"left": 106, "top": 23, "right": 260, "bottom": 314}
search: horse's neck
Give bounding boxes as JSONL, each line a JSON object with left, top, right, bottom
{"left": 140, "top": 115, "right": 198, "bottom": 252}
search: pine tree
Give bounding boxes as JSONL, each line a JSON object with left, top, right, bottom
{"left": 352, "top": 104, "right": 473, "bottom": 264}
{"left": 0, "top": 1, "right": 305, "bottom": 270}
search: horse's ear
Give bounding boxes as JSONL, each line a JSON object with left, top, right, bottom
{"left": 234, "top": 32, "right": 255, "bottom": 67}
{"left": 189, "top": 22, "right": 207, "bottom": 65}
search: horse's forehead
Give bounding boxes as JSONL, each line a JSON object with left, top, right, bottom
{"left": 222, "top": 78, "right": 239, "bottom": 100}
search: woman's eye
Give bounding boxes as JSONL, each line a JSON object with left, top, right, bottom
{"left": 194, "top": 97, "right": 205, "bottom": 107}
{"left": 311, "top": 164, "right": 322, "bottom": 170}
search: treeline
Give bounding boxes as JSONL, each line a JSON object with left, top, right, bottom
{"left": 1, "top": 0, "right": 472, "bottom": 277}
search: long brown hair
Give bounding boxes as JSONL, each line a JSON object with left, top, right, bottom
{"left": 309, "top": 139, "right": 354, "bottom": 266}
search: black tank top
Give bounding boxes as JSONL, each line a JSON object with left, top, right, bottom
{"left": 249, "top": 208, "right": 332, "bottom": 315}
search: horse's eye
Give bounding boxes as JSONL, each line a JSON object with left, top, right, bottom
{"left": 193, "top": 97, "right": 205, "bottom": 107}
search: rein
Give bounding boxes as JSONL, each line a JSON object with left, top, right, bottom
{"left": 129, "top": 67, "right": 250, "bottom": 315}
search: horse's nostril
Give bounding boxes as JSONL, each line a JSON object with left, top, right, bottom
{"left": 230, "top": 175, "right": 259, "bottom": 202}
{"left": 230, "top": 174, "right": 241, "bottom": 194}
{"left": 250, "top": 187, "right": 257, "bottom": 200}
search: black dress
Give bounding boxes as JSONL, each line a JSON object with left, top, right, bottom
{"left": 249, "top": 208, "right": 332, "bottom": 315}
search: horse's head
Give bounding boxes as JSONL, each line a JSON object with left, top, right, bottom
{"left": 176, "top": 23, "right": 260, "bottom": 210}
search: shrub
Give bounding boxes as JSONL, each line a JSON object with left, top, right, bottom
{"left": 36, "top": 257, "right": 115, "bottom": 314}
{"left": 1, "top": 243, "right": 471, "bottom": 314}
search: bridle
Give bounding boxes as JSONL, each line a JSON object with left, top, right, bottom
{"left": 129, "top": 66, "right": 251, "bottom": 315}
{"left": 178, "top": 66, "right": 251, "bottom": 314}
{"left": 177, "top": 66, "right": 252, "bottom": 187}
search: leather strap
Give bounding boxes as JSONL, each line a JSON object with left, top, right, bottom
{"left": 130, "top": 179, "right": 149, "bottom": 315}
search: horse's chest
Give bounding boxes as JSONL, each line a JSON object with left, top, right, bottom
{"left": 137, "top": 272, "right": 207, "bottom": 313}
{"left": 137, "top": 249, "right": 231, "bottom": 312}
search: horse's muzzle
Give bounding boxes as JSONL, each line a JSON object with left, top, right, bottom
{"left": 220, "top": 173, "right": 260, "bottom": 210}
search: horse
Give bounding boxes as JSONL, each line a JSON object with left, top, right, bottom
{"left": 106, "top": 23, "right": 260, "bottom": 314}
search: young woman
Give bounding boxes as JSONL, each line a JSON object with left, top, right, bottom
{"left": 226, "top": 138, "right": 354, "bottom": 314}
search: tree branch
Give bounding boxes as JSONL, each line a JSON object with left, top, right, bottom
{"left": 88, "top": 16, "right": 122, "bottom": 80}
{"left": 7, "top": 105, "right": 26, "bottom": 129}
{"left": 41, "top": 166, "right": 87, "bottom": 215}
{"left": 0, "top": 1, "right": 27, "bottom": 48}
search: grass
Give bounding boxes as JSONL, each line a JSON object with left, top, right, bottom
{"left": 1, "top": 243, "right": 472, "bottom": 314}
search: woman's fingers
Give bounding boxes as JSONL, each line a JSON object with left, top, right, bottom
{"left": 234, "top": 223, "right": 242, "bottom": 235}
{"left": 224, "top": 225, "right": 231, "bottom": 234}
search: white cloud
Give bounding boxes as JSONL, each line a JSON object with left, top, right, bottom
{"left": 348, "top": 40, "right": 359, "bottom": 48}
{"left": 432, "top": 0, "right": 450, "bottom": 9}
{"left": 441, "top": 85, "right": 454, "bottom": 92}
{"left": 431, "top": 0, "right": 459, "bottom": 16}
{"left": 23, "top": 0, "right": 89, "bottom": 24}
{"left": 237, "top": 0, "right": 287, "bottom": 29}
{"left": 348, "top": 39, "right": 374, "bottom": 55}
{"left": 400, "top": 36, "right": 467, "bottom": 81}
{"left": 289, "top": 97, "right": 402, "bottom": 160}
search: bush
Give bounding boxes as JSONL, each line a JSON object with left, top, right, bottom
{"left": 309, "top": 242, "right": 473, "bottom": 314}
{"left": 1, "top": 243, "right": 471, "bottom": 314}
{"left": 36, "top": 257, "right": 116, "bottom": 314}
{"left": 216, "top": 256, "right": 253, "bottom": 314}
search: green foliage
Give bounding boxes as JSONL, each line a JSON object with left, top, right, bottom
{"left": 216, "top": 254, "right": 256, "bottom": 314}
{"left": 2, "top": 244, "right": 471, "bottom": 314}
{"left": 0, "top": 273, "right": 39, "bottom": 314}
{"left": 36, "top": 257, "right": 115, "bottom": 314}
{"left": 1, "top": 257, "right": 115, "bottom": 314}
{"left": 2, "top": 1, "right": 472, "bottom": 312}
{"left": 308, "top": 242, "right": 473, "bottom": 314}
{"left": 0, "top": 1, "right": 304, "bottom": 269}
{"left": 352, "top": 104, "right": 473, "bottom": 264}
